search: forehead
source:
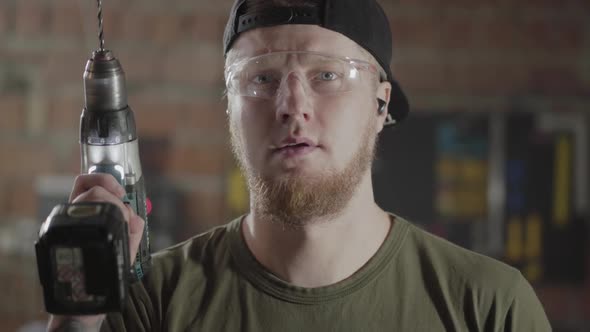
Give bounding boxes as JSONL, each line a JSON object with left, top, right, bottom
{"left": 228, "top": 24, "right": 367, "bottom": 63}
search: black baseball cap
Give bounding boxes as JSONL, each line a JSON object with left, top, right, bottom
{"left": 223, "top": 0, "right": 409, "bottom": 126}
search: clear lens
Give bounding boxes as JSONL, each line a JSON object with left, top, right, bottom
{"left": 225, "top": 51, "right": 378, "bottom": 99}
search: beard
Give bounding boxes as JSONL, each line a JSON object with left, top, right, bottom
{"left": 230, "top": 118, "right": 378, "bottom": 228}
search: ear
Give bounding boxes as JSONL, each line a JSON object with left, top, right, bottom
{"left": 375, "top": 81, "right": 391, "bottom": 133}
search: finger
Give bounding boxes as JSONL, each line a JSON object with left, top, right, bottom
{"left": 69, "top": 174, "right": 126, "bottom": 202}
{"left": 72, "top": 186, "right": 131, "bottom": 222}
{"left": 127, "top": 205, "right": 145, "bottom": 263}
{"left": 127, "top": 205, "right": 144, "bottom": 236}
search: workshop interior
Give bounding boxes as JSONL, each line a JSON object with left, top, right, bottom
{"left": 0, "top": 0, "right": 588, "bottom": 331}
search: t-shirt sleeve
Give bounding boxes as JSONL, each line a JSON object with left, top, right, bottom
{"left": 502, "top": 273, "right": 552, "bottom": 332}
{"left": 100, "top": 281, "right": 159, "bottom": 332}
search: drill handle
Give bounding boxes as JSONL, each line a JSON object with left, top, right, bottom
{"left": 123, "top": 175, "right": 151, "bottom": 282}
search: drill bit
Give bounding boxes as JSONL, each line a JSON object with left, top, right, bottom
{"left": 96, "top": 0, "right": 105, "bottom": 51}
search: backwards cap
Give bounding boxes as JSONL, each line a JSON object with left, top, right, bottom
{"left": 223, "top": 0, "right": 410, "bottom": 126}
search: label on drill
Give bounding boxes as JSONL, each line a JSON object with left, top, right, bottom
{"left": 54, "top": 247, "right": 93, "bottom": 303}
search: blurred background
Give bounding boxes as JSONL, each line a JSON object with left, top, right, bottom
{"left": 0, "top": 0, "right": 588, "bottom": 331}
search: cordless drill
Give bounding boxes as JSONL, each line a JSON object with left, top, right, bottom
{"left": 35, "top": 1, "right": 151, "bottom": 315}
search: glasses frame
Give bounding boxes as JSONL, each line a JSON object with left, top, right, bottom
{"left": 224, "top": 51, "right": 387, "bottom": 98}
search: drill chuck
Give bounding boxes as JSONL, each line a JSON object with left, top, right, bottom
{"left": 84, "top": 50, "right": 127, "bottom": 112}
{"left": 81, "top": 50, "right": 137, "bottom": 146}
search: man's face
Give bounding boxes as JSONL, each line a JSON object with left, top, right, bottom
{"left": 227, "top": 24, "right": 390, "bottom": 225}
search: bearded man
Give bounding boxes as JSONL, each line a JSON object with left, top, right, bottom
{"left": 48, "top": 0, "right": 551, "bottom": 331}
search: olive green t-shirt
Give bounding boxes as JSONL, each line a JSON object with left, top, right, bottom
{"left": 103, "top": 215, "right": 551, "bottom": 331}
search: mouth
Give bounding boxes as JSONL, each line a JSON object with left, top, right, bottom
{"left": 278, "top": 142, "right": 310, "bottom": 149}
{"left": 271, "top": 140, "right": 317, "bottom": 158}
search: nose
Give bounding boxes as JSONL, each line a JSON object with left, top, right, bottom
{"left": 275, "top": 72, "right": 313, "bottom": 125}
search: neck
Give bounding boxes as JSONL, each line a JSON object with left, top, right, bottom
{"left": 242, "top": 172, "right": 392, "bottom": 288}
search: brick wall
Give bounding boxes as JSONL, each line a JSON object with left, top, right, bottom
{"left": 0, "top": 0, "right": 588, "bottom": 330}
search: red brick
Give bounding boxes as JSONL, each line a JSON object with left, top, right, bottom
{"left": 65, "top": 144, "right": 83, "bottom": 174}
{"left": 474, "top": 11, "right": 587, "bottom": 55}
{"left": 0, "top": 94, "right": 27, "bottom": 131}
{"left": 536, "top": 286, "right": 588, "bottom": 323}
{"left": 42, "top": 50, "right": 87, "bottom": 86}
{"left": 0, "top": 257, "right": 45, "bottom": 315}
{"left": 396, "top": 59, "right": 544, "bottom": 97}
{"left": 439, "top": 16, "right": 476, "bottom": 49}
{"left": 47, "top": 94, "right": 84, "bottom": 130}
{"left": 475, "top": 16, "right": 528, "bottom": 50}
{"left": 49, "top": 4, "right": 84, "bottom": 39}
{"left": 114, "top": 48, "right": 162, "bottom": 82}
{"left": 0, "top": 182, "right": 6, "bottom": 214}
{"left": 167, "top": 142, "right": 229, "bottom": 175}
{"left": 584, "top": 270, "right": 590, "bottom": 317}
{"left": 137, "top": 137, "right": 173, "bottom": 174}
{"left": 523, "top": 18, "right": 585, "bottom": 53}
{"left": 0, "top": 315, "right": 22, "bottom": 332}
{"left": 387, "top": 0, "right": 508, "bottom": 7}
{"left": 132, "top": 99, "right": 227, "bottom": 137}
{"left": 181, "top": 190, "right": 226, "bottom": 236}
{"left": 3, "top": 178, "right": 37, "bottom": 217}
{"left": 134, "top": 101, "right": 181, "bottom": 136}
{"left": 516, "top": 0, "right": 590, "bottom": 10}
{"left": 528, "top": 66, "right": 588, "bottom": 96}
{"left": 53, "top": 140, "right": 79, "bottom": 175}
{"left": 390, "top": 11, "right": 477, "bottom": 49}
{"left": 536, "top": 286, "right": 570, "bottom": 320}
{"left": 444, "top": 62, "right": 530, "bottom": 95}
{"left": 182, "top": 12, "right": 227, "bottom": 44}
{"left": 186, "top": 101, "right": 227, "bottom": 131}
{"left": 118, "top": 10, "right": 154, "bottom": 41}
{"left": 161, "top": 45, "right": 224, "bottom": 85}
{"left": 0, "top": 48, "right": 44, "bottom": 68}
{"left": 0, "top": 3, "right": 13, "bottom": 35}
{"left": 152, "top": 14, "right": 183, "bottom": 46}
{"left": 0, "top": 139, "right": 58, "bottom": 177}
{"left": 389, "top": 13, "right": 445, "bottom": 49}
{"left": 101, "top": 6, "right": 124, "bottom": 45}
{"left": 15, "top": 1, "right": 49, "bottom": 37}
{"left": 393, "top": 62, "right": 447, "bottom": 96}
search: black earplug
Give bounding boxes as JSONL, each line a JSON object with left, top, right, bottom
{"left": 377, "top": 99, "right": 387, "bottom": 114}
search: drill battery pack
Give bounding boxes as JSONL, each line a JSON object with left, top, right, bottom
{"left": 35, "top": 202, "right": 130, "bottom": 315}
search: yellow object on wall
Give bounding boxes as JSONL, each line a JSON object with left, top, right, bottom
{"left": 227, "top": 166, "right": 249, "bottom": 216}
{"left": 553, "top": 135, "right": 572, "bottom": 227}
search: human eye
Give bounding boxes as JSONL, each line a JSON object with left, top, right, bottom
{"left": 317, "top": 71, "right": 339, "bottom": 81}
{"left": 310, "top": 69, "right": 345, "bottom": 83}
{"left": 250, "top": 72, "right": 279, "bottom": 85}
{"left": 309, "top": 61, "right": 345, "bottom": 82}
{"left": 243, "top": 70, "right": 280, "bottom": 97}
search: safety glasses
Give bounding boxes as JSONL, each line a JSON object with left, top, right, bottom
{"left": 225, "top": 51, "right": 384, "bottom": 99}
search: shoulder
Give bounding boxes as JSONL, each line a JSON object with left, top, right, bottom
{"left": 147, "top": 217, "right": 239, "bottom": 285}
{"left": 102, "top": 219, "right": 242, "bottom": 331}
{"left": 398, "top": 216, "right": 520, "bottom": 291}
{"left": 393, "top": 216, "right": 550, "bottom": 328}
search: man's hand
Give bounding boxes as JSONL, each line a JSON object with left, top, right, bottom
{"left": 68, "top": 174, "right": 145, "bottom": 262}
{"left": 47, "top": 173, "right": 145, "bottom": 331}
